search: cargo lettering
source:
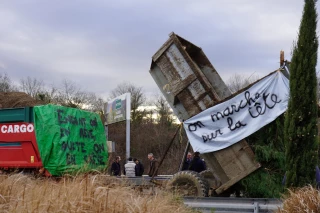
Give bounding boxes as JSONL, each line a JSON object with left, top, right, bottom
{"left": 0, "top": 124, "right": 34, "bottom": 134}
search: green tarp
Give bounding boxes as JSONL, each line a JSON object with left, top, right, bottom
{"left": 34, "top": 105, "right": 108, "bottom": 176}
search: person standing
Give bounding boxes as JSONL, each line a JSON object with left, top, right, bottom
{"left": 189, "top": 152, "right": 206, "bottom": 173}
{"left": 134, "top": 158, "right": 144, "bottom": 176}
{"left": 124, "top": 157, "right": 136, "bottom": 177}
{"left": 111, "top": 156, "right": 121, "bottom": 176}
{"left": 147, "top": 153, "right": 159, "bottom": 177}
{"left": 182, "top": 152, "right": 193, "bottom": 170}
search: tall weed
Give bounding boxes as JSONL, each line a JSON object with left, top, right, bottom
{"left": 0, "top": 174, "right": 195, "bottom": 213}
{"left": 276, "top": 185, "right": 320, "bottom": 213}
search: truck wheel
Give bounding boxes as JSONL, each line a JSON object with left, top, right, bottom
{"left": 166, "top": 171, "right": 209, "bottom": 197}
{"left": 199, "top": 170, "right": 232, "bottom": 197}
{"left": 199, "top": 170, "right": 222, "bottom": 197}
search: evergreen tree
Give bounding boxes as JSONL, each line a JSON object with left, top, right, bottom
{"left": 284, "top": 0, "right": 319, "bottom": 187}
{"left": 239, "top": 115, "right": 286, "bottom": 198}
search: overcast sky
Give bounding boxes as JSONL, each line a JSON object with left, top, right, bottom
{"left": 0, "top": 0, "right": 312, "bottom": 100}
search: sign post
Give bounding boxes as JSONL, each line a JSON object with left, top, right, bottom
{"left": 104, "top": 93, "right": 131, "bottom": 159}
{"left": 126, "top": 95, "right": 131, "bottom": 160}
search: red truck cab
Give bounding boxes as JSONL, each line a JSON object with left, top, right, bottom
{"left": 0, "top": 107, "right": 42, "bottom": 171}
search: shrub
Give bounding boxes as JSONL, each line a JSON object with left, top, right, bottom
{"left": 276, "top": 185, "right": 320, "bottom": 213}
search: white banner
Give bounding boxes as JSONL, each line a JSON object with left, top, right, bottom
{"left": 183, "top": 71, "right": 289, "bottom": 153}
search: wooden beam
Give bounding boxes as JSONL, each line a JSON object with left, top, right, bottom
{"left": 280, "top": 50, "right": 285, "bottom": 66}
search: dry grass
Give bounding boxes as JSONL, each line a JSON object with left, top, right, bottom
{"left": 0, "top": 174, "right": 196, "bottom": 213}
{"left": 276, "top": 185, "right": 320, "bottom": 213}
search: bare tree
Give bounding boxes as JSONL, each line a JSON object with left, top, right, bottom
{"left": 56, "top": 79, "right": 91, "bottom": 108}
{"left": 0, "top": 72, "right": 16, "bottom": 92}
{"left": 154, "top": 95, "right": 174, "bottom": 126}
{"left": 86, "top": 92, "right": 105, "bottom": 113}
{"left": 37, "top": 84, "right": 60, "bottom": 104}
{"left": 19, "top": 76, "right": 62, "bottom": 103}
{"left": 20, "top": 76, "right": 45, "bottom": 98}
{"left": 110, "top": 82, "right": 146, "bottom": 122}
{"left": 226, "top": 73, "right": 260, "bottom": 93}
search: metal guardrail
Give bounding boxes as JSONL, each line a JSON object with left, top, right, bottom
{"left": 183, "top": 197, "right": 282, "bottom": 213}
{"left": 114, "top": 175, "right": 173, "bottom": 185}
{"left": 110, "top": 176, "right": 282, "bottom": 213}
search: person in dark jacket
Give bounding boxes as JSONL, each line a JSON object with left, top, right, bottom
{"left": 147, "top": 153, "right": 159, "bottom": 177}
{"left": 189, "top": 152, "right": 206, "bottom": 173}
{"left": 111, "top": 156, "right": 121, "bottom": 176}
{"left": 182, "top": 152, "right": 193, "bottom": 170}
{"left": 133, "top": 158, "right": 144, "bottom": 176}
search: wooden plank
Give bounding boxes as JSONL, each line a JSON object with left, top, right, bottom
{"left": 215, "top": 163, "right": 260, "bottom": 195}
